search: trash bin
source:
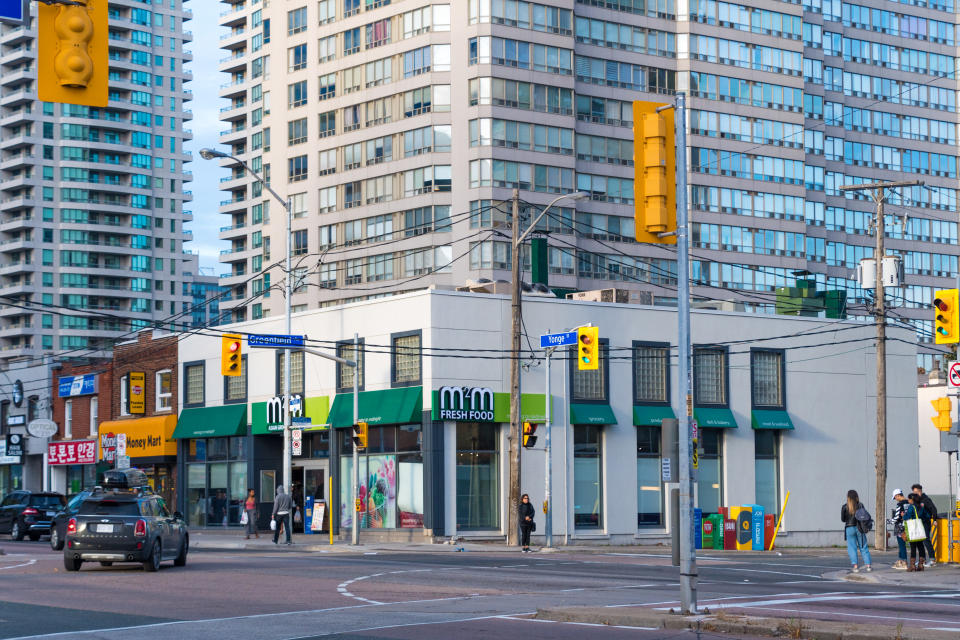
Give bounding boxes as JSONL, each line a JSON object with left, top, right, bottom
{"left": 723, "top": 518, "right": 737, "bottom": 550}
{"left": 706, "top": 514, "right": 724, "bottom": 549}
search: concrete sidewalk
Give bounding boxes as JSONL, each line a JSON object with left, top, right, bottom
{"left": 831, "top": 562, "right": 960, "bottom": 589}
{"left": 186, "top": 530, "right": 509, "bottom": 554}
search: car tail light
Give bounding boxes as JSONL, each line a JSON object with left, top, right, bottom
{"left": 134, "top": 519, "right": 147, "bottom": 537}
{"left": 22, "top": 507, "right": 38, "bottom": 516}
{"left": 67, "top": 518, "right": 76, "bottom": 534}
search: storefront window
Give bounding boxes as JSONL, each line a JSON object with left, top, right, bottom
{"left": 636, "top": 426, "right": 661, "bottom": 527}
{"left": 754, "top": 430, "right": 780, "bottom": 518}
{"left": 698, "top": 430, "right": 723, "bottom": 514}
{"left": 304, "top": 431, "right": 329, "bottom": 457}
{"left": 185, "top": 437, "right": 247, "bottom": 527}
{"left": 339, "top": 424, "right": 422, "bottom": 529}
{"left": 456, "top": 422, "right": 499, "bottom": 530}
{"left": 574, "top": 425, "right": 602, "bottom": 528}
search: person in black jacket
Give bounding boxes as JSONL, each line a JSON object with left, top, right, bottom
{"left": 911, "top": 483, "right": 937, "bottom": 566}
{"left": 519, "top": 493, "right": 535, "bottom": 553}
{"left": 840, "top": 489, "right": 872, "bottom": 572}
{"left": 888, "top": 489, "right": 908, "bottom": 570}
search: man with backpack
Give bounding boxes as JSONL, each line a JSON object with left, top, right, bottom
{"left": 912, "top": 483, "right": 938, "bottom": 566}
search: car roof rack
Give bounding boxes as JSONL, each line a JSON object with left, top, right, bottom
{"left": 101, "top": 468, "right": 153, "bottom": 495}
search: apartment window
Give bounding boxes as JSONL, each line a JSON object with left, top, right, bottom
{"left": 183, "top": 362, "right": 204, "bottom": 406}
{"left": 574, "top": 425, "right": 602, "bottom": 528}
{"left": 224, "top": 357, "right": 247, "bottom": 403}
{"left": 120, "top": 374, "right": 129, "bottom": 415}
{"left": 365, "top": 175, "right": 393, "bottom": 203}
{"left": 570, "top": 340, "right": 608, "bottom": 401}
{"left": 699, "top": 430, "right": 723, "bottom": 514}
{"left": 345, "top": 258, "right": 363, "bottom": 284}
{"left": 65, "top": 400, "right": 73, "bottom": 439}
{"left": 344, "top": 181, "right": 362, "bottom": 208}
{"left": 288, "top": 80, "right": 308, "bottom": 107}
{"left": 755, "top": 430, "right": 780, "bottom": 517}
{"left": 337, "top": 340, "right": 365, "bottom": 392}
{"left": 276, "top": 350, "right": 305, "bottom": 396}
{"left": 402, "top": 4, "right": 449, "bottom": 38}
{"left": 319, "top": 148, "right": 336, "bottom": 175}
{"left": 319, "top": 224, "right": 337, "bottom": 248}
{"left": 366, "top": 18, "right": 390, "bottom": 48}
{"left": 344, "top": 142, "right": 362, "bottom": 169}
{"left": 365, "top": 56, "right": 392, "bottom": 87}
{"left": 288, "top": 118, "right": 308, "bottom": 145}
{"left": 637, "top": 426, "right": 662, "bottom": 526}
{"left": 288, "top": 155, "right": 308, "bottom": 182}
{"left": 403, "top": 165, "right": 451, "bottom": 195}
{"left": 403, "top": 85, "right": 449, "bottom": 117}
{"left": 366, "top": 96, "right": 392, "bottom": 126}
{"left": 288, "top": 7, "right": 307, "bottom": 35}
{"left": 404, "top": 45, "right": 432, "bottom": 76}
{"left": 752, "top": 349, "right": 784, "bottom": 408}
{"left": 366, "top": 253, "right": 394, "bottom": 281}
{"left": 344, "top": 27, "right": 361, "bottom": 55}
{"left": 318, "top": 73, "right": 336, "bottom": 100}
{"left": 633, "top": 342, "right": 669, "bottom": 404}
{"left": 156, "top": 370, "right": 172, "bottom": 411}
{"left": 343, "top": 65, "right": 363, "bottom": 94}
{"left": 293, "top": 229, "right": 308, "bottom": 255}
{"left": 318, "top": 35, "right": 336, "bottom": 62}
{"left": 288, "top": 43, "right": 307, "bottom": 72}
{"left": 694, "top": 347, "right": 727, "bottom": 406}
{"left": 291, "top": 192, "right": 307, "bottom": 218}
{"left": 319, "top": 186, "right": 337, "bottom": 212}
{"left": 318, "top": 0, "right": 335, "bottom": 24}
{"left": 366, "top": 135, "right": 393, "bottom": 165}
{"left": 319, "top": 110, "right": 336, "bottom": 137}
{"left": 89, "top": 396, "right": 98, "bottom": 436}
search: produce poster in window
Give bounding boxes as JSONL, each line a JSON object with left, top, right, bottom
{"left": 361, "top": 456, "right": 396, "bottom": 529}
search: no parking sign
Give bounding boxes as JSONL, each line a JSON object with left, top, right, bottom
{"left": 949, "top": 362, "right": 960, "bottom": 389}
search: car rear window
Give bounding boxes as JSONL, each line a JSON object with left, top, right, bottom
{"left": 30, "top": 495, "right": 65, "bottom": 509}
{"left": 78, "top": 500, "right": 141, "bottom": 516}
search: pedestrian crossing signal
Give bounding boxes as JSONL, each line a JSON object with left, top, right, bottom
{"left": 352, "top": 421, "right": 368, "bottom": 449}
{"left": 522, "top": 421, "right": 538, "bottom": 448}
{"left": 932, "top": 397, "right": 953, "bottom": 432}
{"left": 220, "top": 334, "right": 242, "bottom": 376}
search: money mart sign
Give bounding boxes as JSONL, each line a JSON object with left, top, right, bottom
{"left": 431, "top": 387, "right": 550, "bottom": 423}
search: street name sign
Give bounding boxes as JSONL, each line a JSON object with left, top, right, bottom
{"left": 540, "top": 331, "right": 578, "bottom": 348}
{"left": 248, "top": 334, "right": 305, "bottom": 348}
{"left": 0, "top": 0, "right": 27, "bottom": 24}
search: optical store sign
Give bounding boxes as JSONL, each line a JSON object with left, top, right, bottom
{"left": 431, "top": 388, "right": 549, "bottom": 423}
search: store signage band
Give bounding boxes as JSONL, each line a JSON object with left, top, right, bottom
{"left": 129, "top": 372, "right": 146, "bottom": 414}
{"left": 437, "top": 386, "right": 495, "bottom": 421}
{"left": 27, "top": 419, "right": 57, "bottom": 438}
{"left": 0, "top": 440, "right": 19, "bottom": 464}
{"left": 6, "top": 414, "right": 25, "bottom": 426}
{"left": 48, "top": 440, "right": 96, "bottom": 465}
{"left": 266, "top": 394, "right": 304, "bottom": 428}
{"left": 6, "top": 433, "right": 23, "bottom": 457}
{"left": 58, "top": 374, "right": 97, "bottom": 398}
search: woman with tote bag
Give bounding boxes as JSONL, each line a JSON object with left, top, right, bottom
{"left": 904, "top": 493, "right": 929, "bottom": 572}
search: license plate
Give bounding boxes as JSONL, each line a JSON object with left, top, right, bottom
{"left": 96, "top": 524, "right": 114, "bottom": 533}
{"left": 46, "top": 512, "right": 55, "bottom": 517}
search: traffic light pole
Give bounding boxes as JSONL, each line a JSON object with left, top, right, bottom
{"left": 544, "top": 344, "right": 555, "bottom": 548}
{"left": 353, "top": 333, "right": 360, "bottom": 546}
{"left": 672, "top": 93, "right": 697, "bottom": 615}
{"left": 839, "top": 179, "right": 920, "bottom": 553}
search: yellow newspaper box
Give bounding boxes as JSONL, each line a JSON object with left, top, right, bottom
{"left": 933, "top": 520, "right": 960, "bottom": 563}
{"left": 729, "top": 505, "right": 753, "bottom": 550}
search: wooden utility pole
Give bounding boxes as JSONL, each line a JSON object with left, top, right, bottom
{"left": 508, "top": 189, "right": 521, "bottom": 546}
{"left": 839, "top": 179, "right": 921, "bottom": 552}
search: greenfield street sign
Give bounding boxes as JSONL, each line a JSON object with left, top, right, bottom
{"left": 248, "top": 334, "right": 305, "bottom": 348}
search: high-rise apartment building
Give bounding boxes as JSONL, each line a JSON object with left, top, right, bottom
{"left": 0, "top": 1, "right": 195, "bottom": 363}
{"left": 215, "top": 0, "right": 959, "bottom": 370}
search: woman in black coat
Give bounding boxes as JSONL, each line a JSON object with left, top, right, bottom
{"left": 519, "top": 493, "right": 535, "bottom": 553}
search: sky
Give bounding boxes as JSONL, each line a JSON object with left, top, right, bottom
{"left": 183, "top": 1, "right": 227, "bottom": 273}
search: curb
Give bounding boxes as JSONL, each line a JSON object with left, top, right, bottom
{"left": 536, "top": 607, "right": 960, "bottom": 640}
{"left": 826, "top": 567, "right": 960, "bottom": 590}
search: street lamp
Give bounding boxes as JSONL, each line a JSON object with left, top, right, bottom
{"left": 200, "top": 147, "right": 296, "bottom": 512}
{"left": 507, "top": 190, "right": 588, "bottom": 547}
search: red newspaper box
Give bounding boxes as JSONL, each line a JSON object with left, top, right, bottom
{"left": 764, "top": 514, "right": 776, "bottom": 549}
{"left": 717, "top": 506, "right": 728, "bottom": 520}
{"left": 723, "top": 518, "right": 737, "bottom": 550}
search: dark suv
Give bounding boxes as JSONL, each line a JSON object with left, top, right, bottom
{"left": 0, "top": 491, "right": 66, "bottom": 541}
{"left": 64, "top": 469, "right": 188, "bottom": 572}
{"left": 50, "top": 490, "right": 95, "bottom": 551}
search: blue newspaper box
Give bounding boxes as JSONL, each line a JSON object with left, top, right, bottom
{"left": 694, "top": 508, "right": 703, "bottom": 549}
{"left": 749, "top": 504, "right": 765, "bottom": 550}
{"left": 304, "top": 496, "right": 315, "bottom": 535}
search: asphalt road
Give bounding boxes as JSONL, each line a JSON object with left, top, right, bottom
{"left": 2, "top": 538, "right": 959, "bottom": 639}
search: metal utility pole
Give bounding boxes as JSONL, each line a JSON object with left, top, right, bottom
{"left": 352, "top": 333, "right": 360, "bottom": 546}
{"left": 672, "top": 93, "right": 697, "bottom": 614}
{"left": 544, "top": 343, "right": 555, "bottom": 548}
{"left": 839, "top": 179, "right": 921, "bottom": 552}
{"left": 509, "top": 189, "right": 522, "bottom": 547}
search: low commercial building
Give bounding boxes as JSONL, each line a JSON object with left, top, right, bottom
{"left": 0, "top": 361, "right": 55, "bottom": 494}
{"left": 176, "top": 289, "right": 917, "bottom": 545}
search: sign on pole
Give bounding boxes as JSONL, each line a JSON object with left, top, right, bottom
{"left": 948, "top": 361, "right": 960, "bottom": 389}
{"left": 248, "top": 334, "right": 306, "bottom": 348}
{"left": 0, "top": 0, "right": 28, "bottom": 24}
{"left": 116, "top": 433, "right": 126, "bottom": 457}
{"left": 540, "top": 331, "right": 578, "bottom": 349}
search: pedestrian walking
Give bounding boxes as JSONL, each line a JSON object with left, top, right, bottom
{"left": 518, "top": 493, "right": 535, "bottom": 553}
{"left": 911, "top": 483, "right": 938, "bottom": 567}
{"left": 904, "top": 493, "right": 928, "bottom": 571}
{"left": 272, "top": 485, "right": 294, "bottom": 545}
{"left": 242, "top": 488, "right": 259, "bottom": 540}
{"left": 888, "top": 489, "right": 908, "bottom": 569}
{"left": 840, "top": 489, "right": 872, "bottom": 573}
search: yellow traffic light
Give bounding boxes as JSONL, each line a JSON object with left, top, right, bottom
{"left": 932, "top": 397, "right": 953, "bottom": 432}
{"left": 522, "top": 421, "right": 538, "bottom": 448}
{"left": 935, "top": 289, "right": 959, "bottom": 345}
{"left": 633, "top": 101, "right": 677, "bottom": 245}
{"left": 221, "top": 334, "right": 242, "bottom": 376}
{"left": 577, "top": 326, "right": 599, "bottom": 371}
{"left": 353, "top": 421, "right": 368, "bottom": 449}
{"left": 38, "top": 0, "right": 109, "bottom": 107}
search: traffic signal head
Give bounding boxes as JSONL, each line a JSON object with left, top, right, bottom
{"left": 352, "top": 421, "right": 368, "bottom": 449}
{"left": 932, "top": 396, "right": 953, "bottom": 432}
{"left": 38, "top": 0, "right": 109, "bottom": 107}
{"left": 934, "top": 289, "right": 959, "bottom": 344}
{"left": 522, "top": 421, "right": 538, "bottom": 448}
{"left": 633, "top": 101, "right": 677, "bottom": 245}
{"left": 221, "top": 334, "right": 242, "bottom": 376}
{"left": 577, "top": 326, "right": 599, "bottom": 371}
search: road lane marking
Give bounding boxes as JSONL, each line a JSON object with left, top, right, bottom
{"left": 284, "top": 612, "right": 539, "bottom": 639}
{"left": 0, "top": 559, "right": 36, "bottom": 571}
{"left": 707, "top": 567, "right": 822, "bottom": 579}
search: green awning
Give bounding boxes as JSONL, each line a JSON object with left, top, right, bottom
{"left": 633, "top": 405, "right": 675, "bottom": 426}
{"left": 694, "top": 407, "right": 739, "bottom": 429}
{"left": 570, "top": 403, "right": 618, "bottom": 425}
{"left": 173, "top": 405, "right": 247, "bottom": 439}
{"left": 328, "top": 386, "right": 422, "bottom": 428}
{"left": 752, "top": 409, "right": 794, "bottom": 430}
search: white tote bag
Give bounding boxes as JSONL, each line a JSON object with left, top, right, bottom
{"left": 240, "top": 511, "right": 248, "bottom": 526}
{"left": 270, "top": 518, "right": 277, "bottom": 531}
{"left": 906, "top": 518, "right": 926, "bottom": 542}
